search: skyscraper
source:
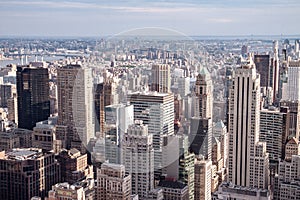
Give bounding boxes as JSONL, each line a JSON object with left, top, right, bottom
{"left": 189, "top": 117, "right": 212, "bottom": 160}
{"left": 104, "top": 104, "right": 134, "bottom": 164}
{"left": 122, "top": 121, "right": 154, "bottom": 198}
{"left": 254, "top": 54, "right": 270, "bottom": 88}
{"left": 0, "top": 148, "right": 60, "bottom": 200}
{"left": 227, "top": 59, "right": 269, "bottom": 189}
{"left": 282, "top": 59, "right": 300, "bottom": 101}
{"left": 96, "top": 163, "right": 131, "bottom": 200}
{"left": 57, "top": 65, "right": 95, "bottom": 153}
{"left": 16, "top": 65, "right": 50, "bottom": 130}
{"left": 128, "top": 91, "right": 174, "bottom": 177}
{"left": 260, "top": 107, "right": 290, "bottom": 162}
{"left": 151, "top": 64, "right": 171, "bottom": 93}
{"left": 194, "top": 158, "right": 212, "bottom": 200}
{"left": 195, "top": 66, "right": 213, "bottom": 119}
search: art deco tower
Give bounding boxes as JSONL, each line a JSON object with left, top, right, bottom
{"left": 227, "top": 59, "right": 269, "bottom": 189}
{"left": 195, "top": 66, "right": 213, "bottom": 119}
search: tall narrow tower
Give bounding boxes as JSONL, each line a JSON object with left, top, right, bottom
{"left": 122, "top": 121, "right": 154, "bottom": 198}
{"left": 228, "top": 59, "right": 269, "bottom": 189}
{"left": 151, "top": 64, "right": 171, "bottom": 93}
{"left": 17, "top": 65, "right": 50, "bottom": 130}
{"left": 195, "top": 66, "right": 213, "bottom": 119}
{"left": 57, "top": 65, "right": 95, "bottom": 152}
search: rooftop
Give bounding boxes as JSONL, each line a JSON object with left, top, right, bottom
{"left": 3, "top": 148, "right": 43, "bottom": 160}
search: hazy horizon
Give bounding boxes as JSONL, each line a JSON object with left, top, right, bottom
{"left": 0, "top": 0, "right": 299, "bottom": 37}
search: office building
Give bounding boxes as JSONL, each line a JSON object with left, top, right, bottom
{"left": 151, "top": 64, "right": 171, "bottom": 93}
{"left": 212, "top": 182, "right": 271, "bottom": 200}
{"left": 178, "top": 134, "right": 195, "bottom": 200}
{"left": 128, "top": 91, "right": 174, "bottom": 176}
{"left": 122, "top": 121, "right": 154, "bottom": 198}
{"left": 56, "top": 148, "right": 93, "bottom": 184}
{"left": 254, "top": 54, "right": 270, "bottom": 88}
{"left": 194, "top": 66, "right": 213, "bottom": 119}
{"left": 105, "top": 104, "right": 134, "bottom": 164}
{"left": 227, "top": 59, "right": 269, "bottom": 189}
{"left": 177, "top": 76, "right": 190, "bottom": 98}
{"left": 274, "top": 155, "right": 300, "bottom": 200}
{"left": 0, "top": 148, "right": 60, "bottom": 200}
{"left": 0, "top": 128, "right": 33, "bottom": 151}
{"left": 16, "top": 65, "right": 50, "bottom": 130}
{"left": 146, "top": 188, "right": 164, "bottom": 200}
{"left": 96, "top": 163, "right": 131, "bottom": 200}
{"left": 0, "top": 84, "right": 12, "bottom": 108}
{"left": 282, "top": 60, "right": 300, "bottom": 101}
{"left": 33, "top": 118, "right": 58, "bottom": 152}
{"left": 260, "top": 107, "right": 290, "bottom": 162}
{"left": 270, "top": 41, "right": 280, "bottom": 102}
{"left": 157, "top": 180, "right": 189, "bottom": 200}
{"left": 57, "top": 65, "right": 95, "bottom": 153}
{"left": 280, "top": 100, "right": 300, "bottom": 139}
{"left": 47, "top": 180, "right": 95, "bottom": 200}
{"left": 213, "top": 120, "right": 228, "bottom": 170}
{"left": 285, "top": 137, "right": 300, "bottom": 161}
{"left": 95, "top": 80, "right": 118, "bottom": 136}
{"left": 189, "top": 117, "right": 212, "bottom": 160}
{"left": 194, "top": 158, "right": 212, "bottom": 200}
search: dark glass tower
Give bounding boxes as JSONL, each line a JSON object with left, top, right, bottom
{"left": 17, "top": 65, "right": 50, "bottom": 130}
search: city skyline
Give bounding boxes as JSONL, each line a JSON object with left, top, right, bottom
{"left": 0, "top": 0, "right": 300, "bottom": 37}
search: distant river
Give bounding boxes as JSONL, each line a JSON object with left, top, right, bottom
{"left": 0, "top": 55, "right": 66, "bottom": 68}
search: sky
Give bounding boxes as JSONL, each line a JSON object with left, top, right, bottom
{"left": 0, "top": 0, "right": 299, "bottom": 37}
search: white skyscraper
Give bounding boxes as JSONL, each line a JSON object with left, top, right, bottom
{"left": 57, "top": 65, "right": 95, "bottom": 153}
{"left": 282, "top": 59, "right": 300, "bottom": 101}
{"left": 128, "top": 92, "right": 174, "bottom": 176}
{"left": 228, "top": 59, "right": 269, "bottom": 189}
{"left": 104, "top": 103, "right": 134, "bottom": 164}
{"left": 122, "top": 121, "right": 154, "bottom": 198}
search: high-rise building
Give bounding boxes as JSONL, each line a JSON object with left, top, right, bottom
{"left": 151, "top": 64, "right": 171, "bottom": 93}
{"left": 227, "top": 59, "right": 269, "bottom": 189}
{"left": 178, "top": 134, "right": 195, "bottom": 200}
{"left": 194, "top": 158, "right": 212, "bottom": 200}
{"left": 212, "top": 182, "right": 271, "bottom": 200}
{"left": 177, "top": 76, "right": 190, "bottom": 98}
{"left": 284, "top": 137, "right": 300, "bottom": 161}
{"left": 47, "top": 180, "right": 95, "bottom": 200}
{"left": 16, "top": 65, "right": 50, "bottom": 130}
{"left": 189, "top": 117, "right": 212, "bottom": 160}
{"left": 122, "top": 121, "right": 154, "bottom": 198}
{"left": 0, "top": 148, "right": 60, "bottom": 200}
{"left": 280, "top": 100, "right": 300, "bottom": 139}
{"left": 0, "top": 84, "right": 12, "bottom": 108}
{"left": 194, "top": 66, "right": 213, "bottom": 119}
{"left": 56, "top": 148, "right": 93, "bottom": 184}
{"left": 270, "top": 40, "right": 280, "bottom": 102}
{"left": 57, "top": 65, "right": 95, "bottom": 153}
{"left": 274, "top": 155, "right": 300, "bottom": 200}
{"left": 32, "top": 117, "right": 58, "bottom": 152}
{"left": 96, "top": 163, "right": 131, "bottom": 200}
{"left": 157, "top": 180, "right": 189, "bottom": 200}
{"left": 213, "top": 120, "right": 228, "bottom": 170}
{"left": 282, "top": 60, "right": 300, "bottom": 101}
{"left": 260, "top": 107, "right": 290, "bottom": 162}
{"left": 104, "top": 104, "right": 134, "bottom": 164}
{"left": 128, "top": 91, "right": 174, "bottom": 177}
{"left": 254, "top": 54, "right": 270, "bottom": 88}
{"left": 95, "top": 80, "right": 118, "bottom": 136}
